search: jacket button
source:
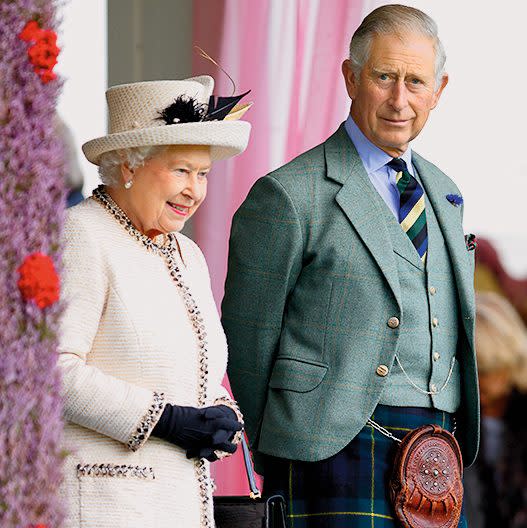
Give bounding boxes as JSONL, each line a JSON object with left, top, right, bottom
{"left": 376, "top": 365, "right": 389, "bottom": 377}
{"left": 387, "top": 316, "right": 400, "bottom": 329}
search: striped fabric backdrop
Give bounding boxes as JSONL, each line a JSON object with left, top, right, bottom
{"left": 192, "top": 0, "right": 381, "bottom": 496}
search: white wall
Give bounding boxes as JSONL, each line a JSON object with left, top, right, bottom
{"left": 56, "top": 0, "right": 107, "bottom": 195}
{"left": 365, "top": 1, "right": 527, "bottom": 277}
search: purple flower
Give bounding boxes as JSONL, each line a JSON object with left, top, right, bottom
{"left": 446, "top": 193, "right": 463, "bottom": 207}
{"left": 0, "top": 1, "right": 66, "bottom": 525}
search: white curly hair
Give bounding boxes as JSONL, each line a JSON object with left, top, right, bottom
{"left": 98, "top": 145, "right": 167, "bottom": 187}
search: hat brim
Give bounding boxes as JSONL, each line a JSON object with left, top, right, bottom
{"left": 82, "top": 120, "right": 251, "bottom": 165}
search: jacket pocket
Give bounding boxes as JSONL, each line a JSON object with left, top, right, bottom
{"left": 268, "top": 357, "right": 328, "bottom": 393}
{"left": 76, "top": 462, "right": 156, "bottom": 527}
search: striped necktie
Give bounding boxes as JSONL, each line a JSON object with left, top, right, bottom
{"left": 387, "top": 158, "right": 428, "bottom": 262}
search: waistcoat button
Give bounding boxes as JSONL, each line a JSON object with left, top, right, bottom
{"left": 387, "top": 316, "right": 400, "bottom": 329}
{"left": 432, "top": 317, "right": 439, "bottom": 327}
{"left": 429, "top": 286, "right": 437, "bottom": 295}
{"left": 376, "top": 365, "right": 389, "bottom": 377}
{"left": 433, "top": 352, "right": 441, "bottom": 361}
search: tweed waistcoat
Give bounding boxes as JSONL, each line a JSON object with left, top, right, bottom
{"left": 377, "top": 188, "right": 461, "bottom": 412}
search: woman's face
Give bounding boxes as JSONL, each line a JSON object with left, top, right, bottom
{"left": 116, "top": 144, "right": 211, "bottom": 237}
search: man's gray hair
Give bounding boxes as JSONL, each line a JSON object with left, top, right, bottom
{"left": 98, "top": 145, "right": 166, "bottom": 187}
{"left": 349, "top": 4, "right": 446, "bottom": 88}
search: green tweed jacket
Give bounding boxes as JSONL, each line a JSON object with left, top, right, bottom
{"left": 222, "top": 124, "right": 479, "bottom": 469}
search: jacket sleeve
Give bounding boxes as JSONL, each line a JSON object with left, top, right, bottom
{"left": 58, "top": 212, "right": 166, "bottom": 451}
{"left": 222, "top": 175, "right": 304, "bottom": 448}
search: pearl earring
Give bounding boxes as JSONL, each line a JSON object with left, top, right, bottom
{"left": 124, "top": 180, "right": 133, "bottom": 189}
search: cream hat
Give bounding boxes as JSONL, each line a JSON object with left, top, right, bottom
{"left": 82, "top": 76, "right": 251, "bottom": 165}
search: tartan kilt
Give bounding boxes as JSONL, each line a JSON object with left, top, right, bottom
{"left": 263, "top": 405, "right": 468, "bottom": 528}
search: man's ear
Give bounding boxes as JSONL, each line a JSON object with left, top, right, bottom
{"left": 431, "top": 73, "right": 449, "bottom": 110}
{"left": 342, "top": 59, "right": 359, "bottom": 100}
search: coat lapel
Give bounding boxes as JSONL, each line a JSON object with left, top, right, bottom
{"left": 325, "top": 125, "right": 402, "bottom": 309}
{"left": 412, "top": 153, "right": 475, "bottom": 341}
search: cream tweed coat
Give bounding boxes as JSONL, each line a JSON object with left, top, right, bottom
{"left": 58, "top": 197, "right": 233, "bottom": 527}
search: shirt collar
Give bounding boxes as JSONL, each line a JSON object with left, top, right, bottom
{"left": 344, "top": 114, "right": 413, "bottom": 174}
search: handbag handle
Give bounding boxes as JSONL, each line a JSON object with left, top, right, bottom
{"left": 240, "top": 433, "right": 262, "bottom": 499}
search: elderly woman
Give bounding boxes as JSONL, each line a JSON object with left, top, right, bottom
{"left": 59, "top": 76, "right": 251, "bottom": 527}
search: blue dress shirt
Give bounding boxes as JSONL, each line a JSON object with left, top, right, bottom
{"left": 344, "top": 115, "right": 415, "bottom": 219}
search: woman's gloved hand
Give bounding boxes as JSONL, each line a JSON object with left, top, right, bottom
{"left": 152, "top": 403, "right": 242, "bottom": 454}
{"left": 185, "top": 426, "right": 239, "bottom": 461}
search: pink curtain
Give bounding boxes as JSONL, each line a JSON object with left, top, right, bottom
{"left": 193, "top": 0, "right": 367, "bottom": 496}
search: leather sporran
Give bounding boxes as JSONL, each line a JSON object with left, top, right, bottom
{"left": 390, "top": 424, "right": 463, "bottom": 528}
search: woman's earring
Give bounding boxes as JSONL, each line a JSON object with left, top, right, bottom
{"left": 124, "top": 180, "right": 133, "bottom": 189}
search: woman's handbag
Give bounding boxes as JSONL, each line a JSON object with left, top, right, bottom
{"left": 389, "top": 424, "right": 464, "bottom": 528}
{"left": 214, "top": 435, "right": 287, "bottom": 528}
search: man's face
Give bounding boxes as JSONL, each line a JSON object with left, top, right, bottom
{"left": 343, "top": 31, "right": 448, "bottom": 157}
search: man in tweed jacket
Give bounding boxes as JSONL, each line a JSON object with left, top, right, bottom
{"left": 222, "top": 5, "right": 478, "bottom": 526}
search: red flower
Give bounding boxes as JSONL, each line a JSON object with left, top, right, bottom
{"left": 19, "top": 20, "right": 43, "bottom": 42}
{"left": 18, "top": 21, "right": 60, "bottom": 84}
{"left": 17, "top": 253, "right": 60, "bottom": 309}
{"left": 36, "top": 69, "right": 57, "bottom": 84}
{"left": 28, "top": 40, "right": 59, "bottom": 70}
{"left": 38, "top": 29, "right": 58, "bottom": 47}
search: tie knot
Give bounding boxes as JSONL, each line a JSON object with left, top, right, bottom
{"left": 387, "top": 158, "right": 408, "bottom": 173}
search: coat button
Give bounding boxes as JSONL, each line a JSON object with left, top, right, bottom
{"left": 376, "top": 365, "right": 389, "bottom": 377}
{"left": 387, "top": 316, "right": 400, "bottom": 329}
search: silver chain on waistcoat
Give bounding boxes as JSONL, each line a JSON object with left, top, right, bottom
{"left": 394, "top": 354, "right": 456, "bottom": 396}
{"left": 371, "top": 342, "right": 457, "bottom": 443}
{"left": 369, "top": 353, "right": 457, "bottom": 443}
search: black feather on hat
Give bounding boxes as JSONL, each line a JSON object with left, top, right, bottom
{"left": 156, "top": 95, "right": 206, "bottom": 125}
{"left": 157, "top": 90, "right": 251, "bottom": 125}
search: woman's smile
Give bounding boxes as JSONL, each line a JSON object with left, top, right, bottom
{"left": 167, "top": 202, "right": 190, "bottom": 216}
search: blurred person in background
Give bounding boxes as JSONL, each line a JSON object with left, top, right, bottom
{"left": 474, "top": 238, "right": 527, "bottom": 324}
{"left": 464, "top": 292, "right": 527, "bottom": 528}
{"left": 54, "top": 114, "right": 84, "bottom": 207}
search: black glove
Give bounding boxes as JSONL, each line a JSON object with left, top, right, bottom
{"left": 185, "top": 426, "right": 239, "bottom": 462}
{"left": 152, "top": 403, "right": 242, "bottom": 452}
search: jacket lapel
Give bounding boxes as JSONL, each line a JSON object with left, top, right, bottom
{"left": 412, "top": 153, "right": 475, "bottom": 341}
{"left": 325, "top": 125, "right": 402, "bottom": 309}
